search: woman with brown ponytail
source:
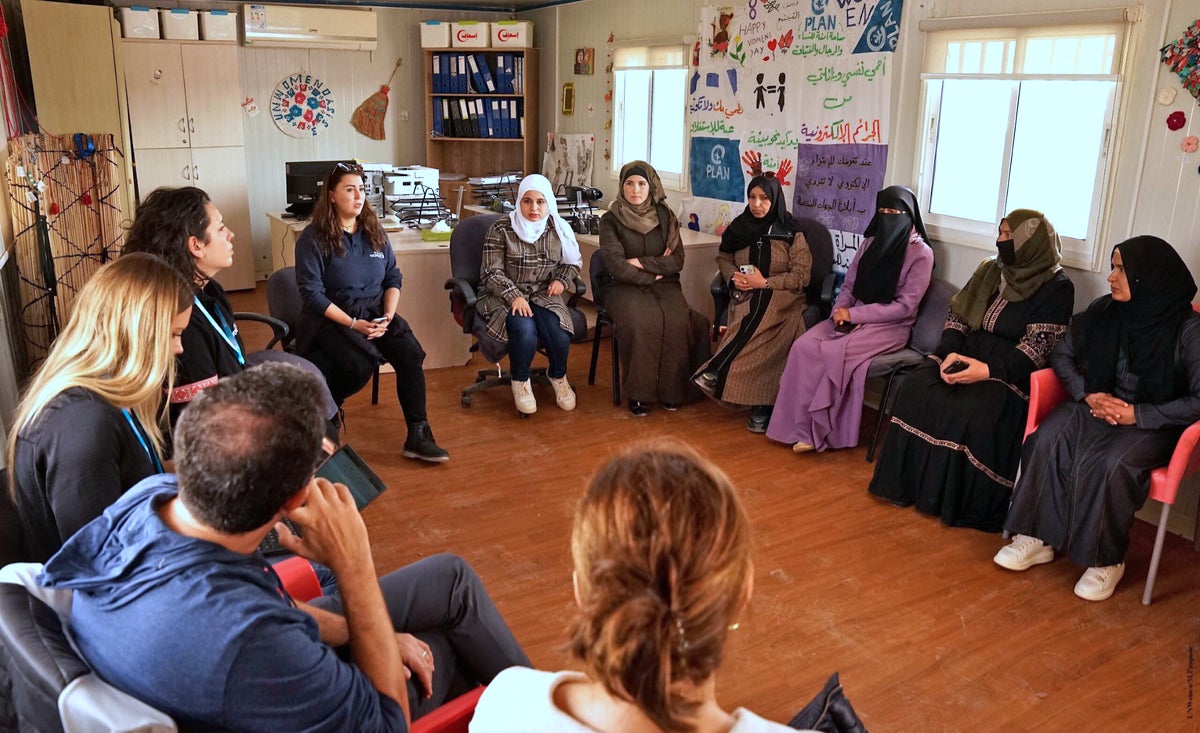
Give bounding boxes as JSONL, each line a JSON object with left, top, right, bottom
{"left": 471, "top": 443, "right": 812, "bottom": 732}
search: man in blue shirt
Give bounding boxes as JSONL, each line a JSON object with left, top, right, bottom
{"left": 40, "top": 363, "right": 527, "bottom": 731}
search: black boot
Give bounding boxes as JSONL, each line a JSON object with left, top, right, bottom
{"left": 403, "top": 421, "right": 450, "bottom": 463}
{"left": 747, "top": 405, "right": 772, "bottom": 433}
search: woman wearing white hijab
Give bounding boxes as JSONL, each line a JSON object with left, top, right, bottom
{"left": 478, "top": 174, "right": 583, "bottom": 414}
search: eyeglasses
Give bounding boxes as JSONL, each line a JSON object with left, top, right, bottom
{"left": 334, "top": 162, "right": 364, "bottom": 174}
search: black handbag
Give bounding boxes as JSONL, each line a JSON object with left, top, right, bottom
{"left": 788, "top": 672, "right": 867, "bottom": 732}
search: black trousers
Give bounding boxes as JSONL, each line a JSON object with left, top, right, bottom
{"left": 306, "top": 316, "right": 428, "bottom": 425}
{"left": 310, "top": 553, "right": 530, "bottom": 719}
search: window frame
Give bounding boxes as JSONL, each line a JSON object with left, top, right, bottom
{"left": 915, "top": 20, "right": 1131, "bottom": 270}
{"left": 611, "top": 42, "right": 689, "bottom": 191}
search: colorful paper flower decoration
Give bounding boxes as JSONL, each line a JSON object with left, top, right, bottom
{"left": 1183, "top": 136, "right": 1199, "bottom": 153}
{"left": 1167, "top": 110, "right": 1187, "bottom": 130}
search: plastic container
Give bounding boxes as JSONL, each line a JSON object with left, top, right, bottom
{"left": 199, "top": 10, "right": 237, "bottom": 41}
{"left": 450, "top": 21, "right": 488, "bottom": 48}
{"left": 160, "top": 8, "right": 199, "bottom": 41}
{"left": 491, "top": 20, "right": 532, "bottom": 48}
{"left": 420, "top": 20, "right": 450, "bottom": 48}
{"left": 118, "top": 7, "right": 160, "bottom": 39}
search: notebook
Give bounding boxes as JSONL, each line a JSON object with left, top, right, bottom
{"left": 258, "top": 445, "right": 388, "bottom": 557}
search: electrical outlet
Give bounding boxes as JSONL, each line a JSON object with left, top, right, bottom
{"left": 400, "top": 110, "right": 410, "bottom": 122}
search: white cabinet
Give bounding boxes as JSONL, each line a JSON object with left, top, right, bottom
{"left": 122, "top": 40, "right": 254, "bottom": 290}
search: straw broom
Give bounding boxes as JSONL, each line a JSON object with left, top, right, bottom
{"left": 351, "top": 58, "right": 402, "bottom": 141}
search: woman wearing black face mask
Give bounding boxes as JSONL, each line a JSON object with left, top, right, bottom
{"left": 868, "top": 209, "right": 1075, "bottom": 532}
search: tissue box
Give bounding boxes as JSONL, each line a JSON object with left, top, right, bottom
{"left": 200, "top": 10, "right": 237, "bottom": 41}
{"left": 160, "top": 8, "right": 199, "bottom": 40}
{"left": 420, "top": 20, "right": 450, "bottom": 48}
{"left": 491, "top": 21, "right": 532, "bottom": 48}
{"left": 118, "top": 7, "right": 160, "bottom": 39}
{"left": 450, "top": 21, "right": 488, "bottom": 48}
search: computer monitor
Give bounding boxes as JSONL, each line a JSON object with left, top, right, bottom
{"left": 284, "top": 160, "right": 350, "bottom": 217}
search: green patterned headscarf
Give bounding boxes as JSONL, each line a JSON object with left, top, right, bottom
{"left": 949, "top": 209, "right": 1063, "bottom": 328}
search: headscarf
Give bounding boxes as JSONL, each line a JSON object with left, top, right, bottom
{"left": 610, "top": 161, "right": 668, "bottom": 235}
{"left": 949, "top": 209, "right": 1062, "bottom": 329}
{"left": 1077, "top": 236, "right": 1197, "bottom": 403}
{"left": 510, "top": 174, "right": 582, "bottom": 266}
{"left": 853, "top": 185, "right": 928, "bottom": 305}
{"left": 719, "top": 175, "right": 800, "bottom": 253}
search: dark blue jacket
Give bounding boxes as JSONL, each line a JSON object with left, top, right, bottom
{"left": 39, "top": 475, "right": 405, "bottom": 732}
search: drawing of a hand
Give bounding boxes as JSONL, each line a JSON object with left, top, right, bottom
{"left": 741, "top": 150, "right": 763, "bottom": 177}
{"left": 776, "top": 158, "right": 793, "bottom": 185}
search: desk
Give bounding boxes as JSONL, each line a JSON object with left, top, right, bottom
{"left": 576, "top": 228, "right": 722, "bottom": 321}
{"left": 265, "top": 213, "right": 473, "bottom": 369}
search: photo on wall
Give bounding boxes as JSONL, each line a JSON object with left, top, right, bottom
{"left": 574, "top": 48, "right": 594, "bottom": 75}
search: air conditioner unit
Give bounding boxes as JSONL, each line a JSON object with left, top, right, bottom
{"left": 242, "top": 4, "right": 377, "bottom": 51}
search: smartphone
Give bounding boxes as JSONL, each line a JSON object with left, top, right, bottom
{"left": 371, "top": 316, "right": 388, "bottom": 324}
{"left": 942, "top": 359, "right": 969, "bottom": 374}
{"left": 834, "top": 321, "right": 855, "bottom": 334}
{"left": 738, "top": 264, "right": 755, "bottom": 275}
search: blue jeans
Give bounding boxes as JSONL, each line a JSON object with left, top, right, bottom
{"left": 506, "top": 304, "right": 571, "bottom": 381}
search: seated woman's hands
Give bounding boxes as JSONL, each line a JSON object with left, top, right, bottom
{"left": 732, "top": 265, "right": 768, "bottom": 291}
{"left": 350, "top": 315, "right": 390, "bottom": 340}
{"left": 832, "top": 307, "right": 852, "bottom": 325}
{"left": 1085, "top": 392, "right": 1136, "bottom": 426}
{"left": 510, "top": 296, "right": 533, "bottom": 317}
{"left": 938, "top": 352, "right": 990, "bottom": 385}
{"left": 546, "top": 280, "right": 565, "bottom": 297}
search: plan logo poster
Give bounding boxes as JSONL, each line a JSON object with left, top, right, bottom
{"left": 690, "top": 137, "right": 746, "bottom": 202}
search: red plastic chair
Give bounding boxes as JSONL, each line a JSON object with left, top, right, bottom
{"left": 1024, "top": 367, "right": 1200, "bottom": 605}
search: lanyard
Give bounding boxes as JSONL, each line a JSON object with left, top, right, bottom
{"left": 193, "top": 296, "right": 244, "bottom": 366}
{"left": 122, "top": 409, "right": 164, "bottom": 473}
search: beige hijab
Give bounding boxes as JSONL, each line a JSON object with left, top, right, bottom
{"left": 610, "top": 161, "right": 669, "bottom": 235}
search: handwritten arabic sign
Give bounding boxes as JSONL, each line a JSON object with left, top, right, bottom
{"left": 686, "top": 0, "right": 903, "bottom": 267}
{"left": 271, "top": 72, "right": 335, "bottom": 138}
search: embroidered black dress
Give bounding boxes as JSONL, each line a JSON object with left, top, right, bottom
{"left": 867, "top": 272, "right": 1074, "bottom": 531}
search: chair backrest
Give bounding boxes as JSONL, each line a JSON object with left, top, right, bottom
{"left": 0, "top": 469, "right": 30, "bottom": 567}
{"left": 410, "top": 685, "right": 485, "bottom": 733}
{"left": 909, "top": 277, "right": 958, "bottom": 355}
{"left": 794, "top": 216, "right": 833, "bottom": 306}
{"left": 266, "top": 267, "right": 303, "bottom": 346}
{"left": 449, "top": 214, "right": 503, "bottom": 287}
{"left": 589, "top": 248, "right": 610, "bottom": 311}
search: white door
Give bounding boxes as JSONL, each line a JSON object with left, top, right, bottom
{"left": 181, "top": 44, "right": 245, "bottom": 148}
{"left": 122, "top": 42, "right": 189, "bottom": 150}
{"left": 191, "top": 146, "right": 255, "bottom": 291}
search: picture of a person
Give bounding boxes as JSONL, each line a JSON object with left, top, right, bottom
{"left": 574, "top": 48, "right": 594, "bottom": 75}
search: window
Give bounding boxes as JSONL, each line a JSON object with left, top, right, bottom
{"left": 612, "top": 43, "right": 688, "bottom": 189}
{"left": 917, "top": 19, "right": 1129, "bottom": 268}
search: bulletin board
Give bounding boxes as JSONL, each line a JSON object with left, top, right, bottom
{"left": 684, "top": 0, "right": 903, "bottom": 269}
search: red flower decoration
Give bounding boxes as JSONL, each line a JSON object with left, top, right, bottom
{"left": 81, "top": 192, "right": 92, "bottom": 206}
{"left": 48, "top": 201, "right": 59, "bottom": 215}
{"left": 1168, "top": 110, "right": 1187, "bottom": 130}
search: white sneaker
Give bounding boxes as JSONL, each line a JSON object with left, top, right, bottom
{"left": 549, "top": 376, "right": 576, "bottom": 411}
{"left": 511, "top": 379, "right": 537, "bottom": 414}
{"left": 1074, "top": 563, "right": 1125, "bottom": 601}
{"left": 993, "top": 535, "right": 1054, "bottom": 571}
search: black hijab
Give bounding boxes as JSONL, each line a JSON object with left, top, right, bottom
{"left": 1080, "top": 235, "right": 1197, "bottom": 403}
{"left": 719, "top": 175, "right": 799, "bottom": 253}
{"left": 853, "top": 185, "right": 928, "bottom": 305}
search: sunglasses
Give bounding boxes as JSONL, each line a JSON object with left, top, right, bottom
{"left": 334, "top": 161, "right": 364, "bottom": 174}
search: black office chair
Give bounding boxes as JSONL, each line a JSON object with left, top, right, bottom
{"left": 586, "top": 249, "right": 621, "bottom": 405}
{"left": 863, "top": 277, "right": 958, "bottom": 462}
{"left": 444, "top": 214, "right": 588, "bottom": 410}
{"left": 265, "top": 267, "right": 381, "bottom": 405}
{"left": 710, "top": 216, "right": 837, "bottom": 338}
{"left": 0, "top": 571, "right": 177, "bottom": 732}
{"left": 0, "top": 470, "right": 30, "bottom": 568}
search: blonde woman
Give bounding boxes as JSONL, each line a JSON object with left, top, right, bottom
{"left": 472, "top": 443, "right": 814, "bottom": 732}
{"left": 7, "top": 253, "right": 192, "bottom": 561}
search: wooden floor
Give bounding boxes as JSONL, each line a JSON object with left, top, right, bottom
{"left": 233, "top": 289, "right": 1200, "bottom": 731}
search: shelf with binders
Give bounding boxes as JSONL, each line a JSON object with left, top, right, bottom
{"left": 424, "top": 47, "right": 538, "bottom": 180}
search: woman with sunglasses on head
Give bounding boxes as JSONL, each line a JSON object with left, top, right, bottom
{"left": 294, "top": 162, "right": 449, "bottom": 463}
{"left": 121, "top": 186, "right": 339, "bottom": 440}
{"left": 7, "top": 253, "right": 192, "bottom": 561}
{"left": 477, "top": 174, "right": 583, "bottom": 415}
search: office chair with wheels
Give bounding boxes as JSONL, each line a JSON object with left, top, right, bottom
{"left": 445, "top": 214, "right": 588, "bottom": 410}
